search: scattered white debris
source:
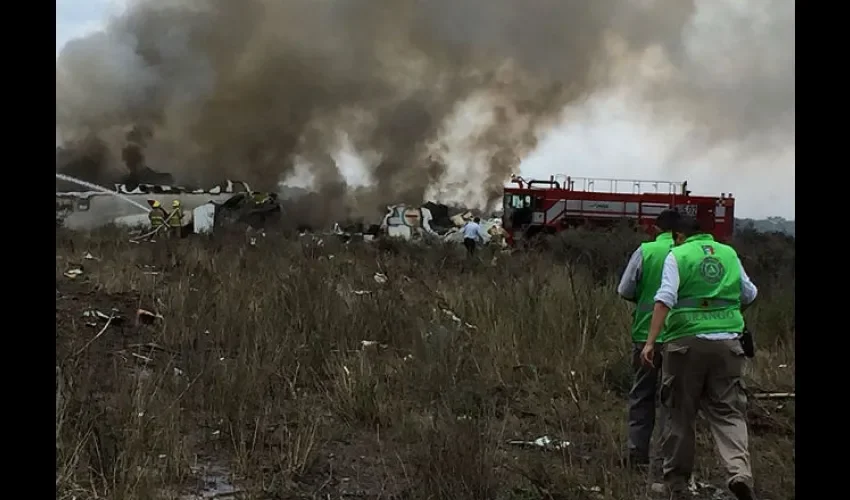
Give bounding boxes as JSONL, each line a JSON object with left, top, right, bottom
{"left": 64, "top": 268, "right": 84, "bottom": 279}
{"left": 778, "top": 364, "right": 788, "bottom": 368}
{"left": 352, "top": 290, "right": 372, "bottom": 296}
{"left": 507, "top": 435, "right": 570, "bottom": 450}
{"left": 360, "top": 340, "right": 387, "bottom": 349}
{"left": 688, "top": 476, "right": 717, "bottom": 494}
{"left": 179, "top": 464, "right": 241, "bottom": 500}
{"left": 441, "top": 308, "right": 478, "bottom": 330}
{"left": 373, "top": 273, "right": 388, "bottom": 284}
{"left": 442, "top": 308, "right": 462, "bottom": 322}
{"left": 83, "top": 309, "right": 112, "bottom": 321}
{"left": 753, "top": 392, "right": 795, "bottom": 400}
{"left": 83, "top": 252, "right": 98, "bottom": 260}
{"left": 81, "top": 309, "right": 124, "bottom": 328}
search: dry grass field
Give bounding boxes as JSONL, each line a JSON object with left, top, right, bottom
{"left": 55, "top": 227, "right": 795, "bottom": 500}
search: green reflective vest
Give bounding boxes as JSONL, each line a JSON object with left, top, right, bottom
{"left": 663, "top": 234, "right": 745, "bottom": 342}
{"left": 631, "top": 232, "right": 674, "bottom": 343}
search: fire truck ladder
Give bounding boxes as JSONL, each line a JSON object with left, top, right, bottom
{"left": 553, "top": 175, "right": 687, "bottom": 195}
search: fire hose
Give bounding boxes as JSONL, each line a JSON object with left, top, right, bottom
{"left": 131, "top": 212, "right": 182, "bottom": 242}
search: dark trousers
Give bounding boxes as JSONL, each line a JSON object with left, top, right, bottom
{"left": 628, "top": 342, "right": 663, "bottom": 462}
{"left": 463, "top": 237, "right": 477, "bottom": 256}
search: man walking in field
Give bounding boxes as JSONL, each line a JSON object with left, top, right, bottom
{"left": 461, "top": 217, "right": 488, "bottom": 257}
{"left": 617, "top": 209, "right": 681, "bottom": 469}
{"left": 640, "top": 216, "right": 759, "bottom": 500}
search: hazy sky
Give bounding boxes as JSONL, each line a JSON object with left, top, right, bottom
{"left": 56, "top": 0, "right": 794, "bottom": 220}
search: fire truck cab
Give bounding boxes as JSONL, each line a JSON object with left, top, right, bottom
{"left": 502, "top": 175, "right": 735, "bottom": 245}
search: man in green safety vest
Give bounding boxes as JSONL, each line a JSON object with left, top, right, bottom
{"left": 617, "top": 209, "right": 681, "bottom": 470}
{"left": 640, "top": 216, "right": 759, "bottom": 500}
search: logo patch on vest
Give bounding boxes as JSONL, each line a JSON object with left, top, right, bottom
{"left": 699, "top": 257, "right": 725, "bottom": 284}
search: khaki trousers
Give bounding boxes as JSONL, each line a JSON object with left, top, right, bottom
{"left": 660, "top": 336, "right": 753, "bottom": 491}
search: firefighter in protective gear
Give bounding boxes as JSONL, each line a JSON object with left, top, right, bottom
{"left": 252, "top": 191, "right": 271, "bottom": 206}
{"left": 147, "top": 199, "right": 167, "bottom": 231}
{"left": 165, "top": 200, "right": 184, "bottom": 237}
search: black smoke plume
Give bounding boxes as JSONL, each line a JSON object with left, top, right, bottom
{"left": 56, "top": 0, "right": 794, "bottom": 223}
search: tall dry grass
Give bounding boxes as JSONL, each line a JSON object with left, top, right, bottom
{"left": 56, "top": 227, "right": 795, "bottom": 500}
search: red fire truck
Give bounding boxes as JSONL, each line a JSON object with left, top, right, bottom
{"left": 502, "top": 175, "right": 735, "bottom": 245}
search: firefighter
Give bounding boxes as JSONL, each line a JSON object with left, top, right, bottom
{"left": 616, "top": 208, "right": 680, "bottom": 470}
{"left": 146, "top": 199, "right": 167, "bottom": 232}
{"left": 640, "top": 216, "right": 758, "bottom": 500}
{"left": 252, "top": 191, "right": 270, "bottom": 206}
{"left": 461, "top": 217, "right": 488, "bottom": 257}
{"left": 165, "top": 200, "right": 183, "bottom": 237}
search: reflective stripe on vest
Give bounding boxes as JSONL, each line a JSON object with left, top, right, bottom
{"left": 638, "top": 298, "right": 737, "bottom": 312}
{"left": 149, "top": 209, "right": 165, "bottom": 226}
{"left": 672, "top": 298, "right": 738, "bottom": 309}
{"left": 662, "top": 234, "right": 745, "bottom": 342}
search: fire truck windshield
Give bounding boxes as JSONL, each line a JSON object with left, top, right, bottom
{"left": 505, "top": 194, "right": 532, "bottom": 210}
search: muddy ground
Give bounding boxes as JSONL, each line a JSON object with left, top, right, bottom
{"left": 55, "top": 229, "right": 795, "bottom": 500}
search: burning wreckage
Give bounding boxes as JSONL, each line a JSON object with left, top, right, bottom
{"left": 377, "top": 203, "right": 507, "bottom": 246}
{"left": 56, "top": 179, "right": 507, "bottom": 246}
{"left": 56, "top": 180, "right": 281, "bottom": 235}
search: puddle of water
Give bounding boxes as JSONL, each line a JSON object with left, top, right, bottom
{"left": 156, "top": 463, "right": 241, "bottom": 500}
{"left": 181, "top": 464, "right": 241, "bottom": 500}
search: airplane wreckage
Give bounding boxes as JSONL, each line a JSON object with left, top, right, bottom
{"left": 56, "top": 179, "right": 507, "bottom": 245}
{"left": 56, "top": 180, "right": 282, "bottom": 234}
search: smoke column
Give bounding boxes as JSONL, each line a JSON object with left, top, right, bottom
{"left": 521, "top": 0, "right": 795, "bottom": 219}
{"left": 56, "top": 0, "right": 795, "bottom": 222}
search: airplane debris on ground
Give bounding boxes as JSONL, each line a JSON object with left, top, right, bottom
{"left": 753, "top": 392, "right": 795, "bottom": 400}
{"left": 64, "top": 267, "right": 84, "bottom": 279}
{"left": 507, "top": 435, "right": 570, "bottom": 451}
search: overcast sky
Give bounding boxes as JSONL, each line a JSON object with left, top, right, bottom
{"left": 56, "top": 0, "right": 794, "bottom": 220}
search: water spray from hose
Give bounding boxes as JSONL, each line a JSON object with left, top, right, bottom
{"left": 56, "top": 173, "right": 151, "bottom": 212}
